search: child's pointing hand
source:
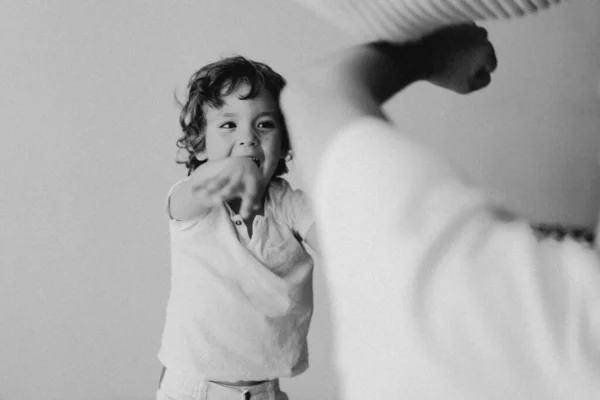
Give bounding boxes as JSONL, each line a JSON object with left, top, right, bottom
{"left": 193, "top": 157, "right": 262, "bottom": 219}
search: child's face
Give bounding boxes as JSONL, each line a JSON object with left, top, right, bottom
{"left": 201, "top": 83, "right": 285, "bottom": 186}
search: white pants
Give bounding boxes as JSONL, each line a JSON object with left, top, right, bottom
{"left": 157, "top": 369, "right": 289, "bottom": 400}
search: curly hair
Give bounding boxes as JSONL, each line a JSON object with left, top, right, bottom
{"left": 176, "top": 55, "right": 291, "bottom": 176}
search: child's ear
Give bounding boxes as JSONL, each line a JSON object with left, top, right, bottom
{"left": 195, "top": 151, "right": 207, "bottom": 161}
{"left": 280, "top": 149, "right": 292, "bottom": 161}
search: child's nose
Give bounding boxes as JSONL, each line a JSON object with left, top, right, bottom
{"left": 236, "top": 127, "right": 258, "bottom": 147}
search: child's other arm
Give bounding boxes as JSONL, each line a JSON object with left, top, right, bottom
{"left": 169, "top": 157, "right": 261, "bottom": 221}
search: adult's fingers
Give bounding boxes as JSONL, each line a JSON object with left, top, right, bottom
{"left": 483, "top": 42, "right": 498, "bottom": 73}
{"left": 469, "top": 68, "right": 492, "bottom": 92}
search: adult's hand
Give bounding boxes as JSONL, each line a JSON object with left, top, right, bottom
{"left": 421, "top": 23, "right": 498, "bottom": 94}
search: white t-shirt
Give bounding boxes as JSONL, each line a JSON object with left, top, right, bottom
{"left": 159, "top": 177, "right": 315, "bottom": 381}
{"left": 314, "top": 117, "right": 600, "bottom": 399}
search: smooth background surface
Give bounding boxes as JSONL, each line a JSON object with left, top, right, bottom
{"left": 1, "top": 1, "right": 599, "bottom": 399}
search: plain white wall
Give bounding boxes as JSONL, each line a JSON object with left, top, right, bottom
{"left": 0, "top": 1, "right": 598, "bottom": 400}
{"left": 387, "top": 2, "right": 600, "bottom": 226}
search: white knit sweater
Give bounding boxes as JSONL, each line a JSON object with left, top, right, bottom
{"left": 294, "top": 0, "right": 566, "bottom": 43}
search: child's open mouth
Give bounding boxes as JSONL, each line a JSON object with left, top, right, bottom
{"left": 248, "top": 157, "right": 261, "bottom": 168}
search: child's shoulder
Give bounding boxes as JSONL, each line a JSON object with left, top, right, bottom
{"left": 267, "top": 177, "right": 292, "bottom": 201}
{"left": 268, "top": 177, "right": 308, "bottom": 205}
{"left": 267, "top": 177, "right": 308, "bottom": 210}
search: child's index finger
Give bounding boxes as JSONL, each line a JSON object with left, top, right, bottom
{"left": 239, "top": 182, "right": 260, "bottom": 219}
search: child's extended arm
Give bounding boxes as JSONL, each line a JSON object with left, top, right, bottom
{"left": 281, "top": 24, "right": 495, "bottom": 187}
{"left": 169, "top": 157, "right": 262, "bottom": 221}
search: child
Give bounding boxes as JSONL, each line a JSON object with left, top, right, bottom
{"left": 157, "top": 56, "right": 320, "bottom": 400}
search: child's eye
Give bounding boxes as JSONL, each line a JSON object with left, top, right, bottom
{"left": 257, "top": 120, "right": 277, "bottom": 130}
{"left": 220, "top": 122, "right": 236, "bottom": 129}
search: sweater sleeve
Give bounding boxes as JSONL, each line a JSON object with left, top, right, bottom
{"left": 314, "top": 116, "right": 600, "bottom": 399}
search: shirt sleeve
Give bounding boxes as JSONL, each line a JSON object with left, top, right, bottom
{"left": 164, "top": 178, "right": 188, "bottom": 220}
{"left": 164, "top": 177, "right": 204, "bottom": 230}
{"left": 275, "top": 179, "right": 316, "bottom": 240}
{"left": 314, "top": 116, "right": 600, "bottom": 399}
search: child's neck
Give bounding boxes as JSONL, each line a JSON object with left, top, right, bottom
{"left": 227, "top": 197, "right": 265, "bottom": 219}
